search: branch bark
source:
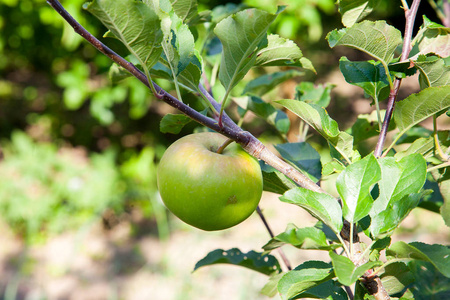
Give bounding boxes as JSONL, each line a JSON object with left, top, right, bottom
{"left": 374, "top": 0, "right": 422, "bottom": 158}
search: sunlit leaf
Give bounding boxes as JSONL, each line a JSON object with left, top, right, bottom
{"left": 255, "top": 34, "right": 315, "bottom": 72}
{"left": 280, "top": 188, "right": 343, "bottom": 234}
{"left": 380, "top": 262, "right": 415, "bottom": 295}
{"left": 413, "top": 55, "right": 450, "bottom": 89}
{"left": 215, "top": 7, "right": 283, "bottom": 104}
{"left": 327, "top": 20, "right": 402, "bottom": 64}
{"left": 263, "top": 224, "right": 340, "bottom": 252}
{"left": 337, "top": 154, "right": 381, "bottom": 223}
{"left": 278, "top": 261, "right": 334, "bottom": 300}
{"left": 277, "top": 99, "right": 359, "bottom": 164}
{"left": 170, "top": 0, "right": 198, "bottom": 22}
{"left": 330, "top": 251, "right": 382, "bottom": 286}
{"left": 338, "top": 0, "right": 381, "bottom": 27}
{"left": 412, "top": 15, "right": 450, "bottom": 58}
{"left": 85, "top": 0, "right": 163, "bottom": 72}
{"left": 193, "top": 248, "right": 281, "bottom": 275}
{"left": 393, "top": 86, "right": 450, "bottom": 137}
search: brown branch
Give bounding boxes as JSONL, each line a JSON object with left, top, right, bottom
{"left": 374, "top": 0, "right": 422, "bottom": 158}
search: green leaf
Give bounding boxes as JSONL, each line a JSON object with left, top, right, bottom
{"left": 412, "top": 15, "right": 450, "bottom": 58}
{"left": 243, "top": 70, "right": 304, "bottom": 96}
{"left": 295, "top": 81, "right": 335, "bottom": 108}
{"left": 407, "top": 260, "right": 450, "bottom": 298}
{"left": 327, "top": 20, "right": 402, "bottom": 64}
{"left": 276, "top": 99, "right": 359, "bottom": 164}
{"left": 322, "top": 160, "right": 346, "bottom": 176}
{"left": 277, "top": 100, "right": 339, "bottom": 137}
{"left": 261, "top": 273, "right": 285, "bottom": 297}
{"left": 235, "top": 96, "right": 291, "bottom": 134}
{"left": 351, "top": 110, "right": 394, "bottom": 144}
{"left": 291, "top": 280, "right": 348, "bottom": 300}
{"left": 278, "top": 261, "right": 334, "bottom": 300}
{"left": 336, "top": 154, "right": 381, "bottom": 223}
{"left": 380, "top": 262, "right": 415, "bottom": 295}
{"left": 413, "top": 55, "right": 450, "bottom": 89}
{"left": 280, "top": 188, "right": 343, "bottom": 234}
{"left": 215, "top": 7, "right": 283, "bottom": 103}
{"left": 159, "top": 113, "right": 192, "bottom": 134}
{"left": 371, "top": 154, "right": 427, "bottom": 215}
{"left": 263, "top": 224, "right": 340, "bottom": 252}
{"left": 338, "top": 0, "right": 381, "bottom": 27}
{"left": 393, "top": 86, "right": 450, "bottom": 137}
{"left": 255, "top": 34, "right": 315, "bottom": 72}
{"left": 330, "top": 251, "right": 382, "bottom": 286}
{"left": 170, "top": 0, "right": 198, "bottom": 22}
{"left": 371, "top": 192, "right": 424, "bottom": 238}
{"left": 274, "top": 142, "right": 322, "bottom": 181}
{"left": 394, "top": 137, "right": 434, "bottom": 160}
{"left": 145, "top": 0, "right": 201, "bottom": 85}
{"left": 339, "top": 57, "right": 389, "bottom": 100}
{"left": 259, "top": 161, "right": 298, "bottom": 194}
{"left": 387, "top": 242, "right": 450, "bottom": 278}
{"left": 85, "top": 0, "right": 163, "bottom": 71}
{"left": 193, "top": 248, "right": 281, "bottom": 275}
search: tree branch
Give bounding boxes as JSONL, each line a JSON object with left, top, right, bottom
{"left": 374, "top": 0, "right": 421, "bottom": 158}
{"left": 46, "top": 0, "right": 325, "bottom": 194}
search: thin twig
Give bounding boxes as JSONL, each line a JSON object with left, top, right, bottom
{"left": 256, "top": 206, "right": 292, "bottom": 271}
{"left": 374, "top": 0, "right": 422, "bottom": 158}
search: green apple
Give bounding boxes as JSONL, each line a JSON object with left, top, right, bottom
{"left": 157, "top": 132, "right": 263, "bottom": 231}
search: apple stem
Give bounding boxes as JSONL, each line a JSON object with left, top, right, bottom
{"left": 216, "top": 138, "right": 234, "bottom": 154}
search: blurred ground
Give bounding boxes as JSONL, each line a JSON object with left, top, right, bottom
{"left": 0, "top": 189, "right": 449, "bottom": 300}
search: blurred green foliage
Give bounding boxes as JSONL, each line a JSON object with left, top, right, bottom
{"left": 0, "top": 0, "right": 170, "bottom": 242}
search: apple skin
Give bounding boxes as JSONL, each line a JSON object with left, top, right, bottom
{"left": 157, "top": 132, "right": 263, "bottom": 231}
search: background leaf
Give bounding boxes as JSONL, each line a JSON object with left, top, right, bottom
{"left": 274, "top": 142, "right": 322, "bottom": 181}
{"left": 193, "top": 248, "right": 281, "bottom": 276}
{"left": 339, "top": 57, "right": 389, "bottom": 100}
{"left": 242, "top": 70, "right": 303, "bottom": 96}
{"left": 259, "top": 161, "right": 298, "bottom": 194}
{"left": 295, "top": 82, "right": 335, "bottom": 108}
{"left": 337, "top": 154, "right": 381, "bottom": 223}
{"left": 235, "top": 96, "right": 291, "bottom": 134}
{"left": 159, "top": 113, "right": 192, "bottom": 134}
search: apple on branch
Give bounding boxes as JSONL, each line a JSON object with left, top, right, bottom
{"left": 157, "top": 132, "right": 263, "bottom": 231}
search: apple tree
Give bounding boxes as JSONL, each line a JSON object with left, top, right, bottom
{"left": 47, "top": 0, "right": 450, "bottom": 299}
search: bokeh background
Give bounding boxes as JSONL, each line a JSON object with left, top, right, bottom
{"left": 0, "top": 0, "right": 449, "bottom": 299}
